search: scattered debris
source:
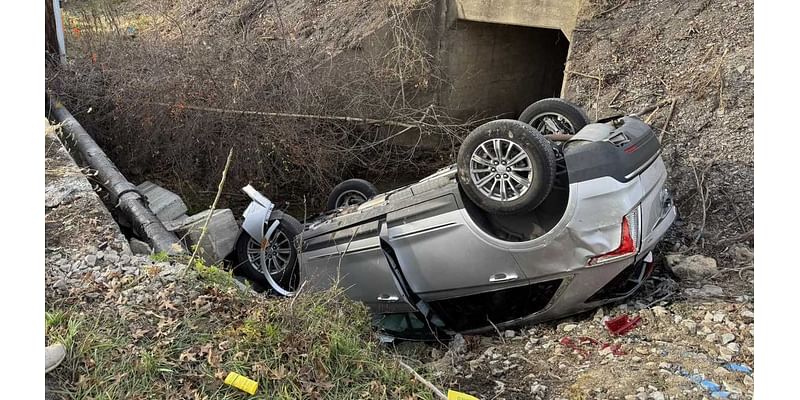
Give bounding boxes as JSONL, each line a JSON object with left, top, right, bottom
{"left": 559, "top": 336, "right": 625, "bottom": 358}
{"left": 605, "top": 314, "right": 642, "bottom": 335}
{"left": 447, "top": 389, "right": 480, "bottom": 400}
{"left": 724, "top": 363, "right": 753, "bottom": 374}
{"left": 176, "top": 209, "right": 239, "bottom": 265}
{"left": 136, "top": 181, "right": 189, "bottom": 227}
{"left": 223, "top": 372, "right": 258, "bottom": 395}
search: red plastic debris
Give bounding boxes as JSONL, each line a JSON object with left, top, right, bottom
{"left": 605, "top": 315, "right": 642, "bottom": 336}
{"left": 600, "top": 342, "right": 626, "bottom": 356}
{"left": 559, "top": 336, "right": 625, "bottom": 358}
{"left": 577, "top": 336, "right": 600, "bottom": 345}
{"left": 559, "top": 337, "right": 590, "bottom": 358}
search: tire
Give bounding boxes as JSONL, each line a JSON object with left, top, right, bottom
{"left": 456, "top": 119, "right": 556, "bottom": 215}
{"left": 326, "top": 178, "right": 379, "bottom": 210}
{"left": 234, "top": 210, "right": 303, "bottom": 292}
{"left": 518, "top": 98, "right": 591, "bottom": 135}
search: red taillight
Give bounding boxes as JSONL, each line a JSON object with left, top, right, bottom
{"left": 588, "top": 217, "right": 636, "bottom": 266}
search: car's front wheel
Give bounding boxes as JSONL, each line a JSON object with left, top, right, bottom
{"left": 456, "top": 119, "right": 556, "bottom": 215}
{"left": 234, "top": 210, "right": 302, "bottom": 293}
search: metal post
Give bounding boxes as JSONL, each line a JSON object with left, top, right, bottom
{"left": 52, "top": 0, "right": 67, "bottom": 65}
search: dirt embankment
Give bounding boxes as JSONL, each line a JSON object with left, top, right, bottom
{"left": 564, "top": 0, "right": 754, "bottom": 257}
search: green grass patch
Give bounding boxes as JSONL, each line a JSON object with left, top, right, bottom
{"left": 149, "top": 251, "right": 170, "bottom": 262}
{"left": 46, "top": 272, "right": 435, "bottom": 399}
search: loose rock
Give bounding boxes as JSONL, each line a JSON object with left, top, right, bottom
{"left": 85, "top": 254, "right": 97, "bottom": 266}
{"left": 665, "top": 254, "right": 718, "bottom": 281}
{"left": 685, "top": 284, "right": 725, "bottom": 298}
{"left": 562, "top": 324, "right": 578, "bottom": 332}
{"left": 649, "top": 391, "right": 665, "bottom": 400}
{"left": 721, "top": 333, "right": 735, "bottom": 344}
{"left": 130, "top": 238, "right": 152, "bottom": 255}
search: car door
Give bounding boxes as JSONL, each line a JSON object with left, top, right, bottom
{"left": 300, "top": 219, "right": 415, "bottom": 314}
{"left": 384, "top": 194, "right": 526, "bottom": 300}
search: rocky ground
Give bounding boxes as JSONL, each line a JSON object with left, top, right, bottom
{"left": 394, "top": 240, "right": 755, "bottom": 400}
{"left": 420, "top": 266, "right": 755, "bottom": 399}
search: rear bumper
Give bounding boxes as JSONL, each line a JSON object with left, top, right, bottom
{"left": 459, "top": 202, "right": 676, "bottom": 334}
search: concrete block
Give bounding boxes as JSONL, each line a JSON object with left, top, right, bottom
{"left": 129, "top": 238, "right": 153, "bottom": 255}
{"left": 137, "top": 181, "right": 188, "bottom": 223}
{"left": 177, "top": 209, "right": 239, "bottom": 264}
{"left": 162, "top": 215, "right": 189, "bottom": 232}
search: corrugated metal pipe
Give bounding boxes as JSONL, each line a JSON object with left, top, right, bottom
{"left": 46, "top": 94, "right": 182, "bottom": 254}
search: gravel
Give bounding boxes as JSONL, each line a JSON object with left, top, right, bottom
{"left": 84, "top": 254, "right": 97, "bottom": 266}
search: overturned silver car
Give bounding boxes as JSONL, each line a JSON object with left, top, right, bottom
{"left": 234, "top": 99, "right": 676, "bottom": 338}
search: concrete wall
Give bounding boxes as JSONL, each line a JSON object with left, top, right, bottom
{"left": 438, "top": 20, "right": 569, "bottom": 119}
{"left": 450, "top": 0, "right": 582, "bottom": 39}
{"left": 310, "top": 0, "right": 580, "bottom": 141}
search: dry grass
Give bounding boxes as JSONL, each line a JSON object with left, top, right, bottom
{"left": 46, "top": 259, "right": 437, "bottom": 399}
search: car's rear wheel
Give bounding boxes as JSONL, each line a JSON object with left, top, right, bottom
{"left": 456, "top": 119, "right": 556, "bottom": 215}
{"left": 234, "top": 210, "right": 302, "bottom": 293}
{"left": 518, "top": 98, "right": 591, "bottom": 135}
{"left": 326, "top": 178, "right": 379, "bottom": 210}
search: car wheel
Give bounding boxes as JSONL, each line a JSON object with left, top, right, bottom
{"left": 234, "top": 210, "right": 302, "bottom": 292}
{"left": 456, "top": 119, "right": 556, "bottom": 215}
{"left": 326, "top": 178, "right": 379, "bottom": 210}
{"left": 518, "top": 98, "right": 591, "bottom": 135}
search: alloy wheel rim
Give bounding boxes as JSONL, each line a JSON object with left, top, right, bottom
{"left": 469, "top": 138, "right": 533, "bottom": 202}
{"left": 530, "top": 112, "right": 576, "bottom": 135}
{"left": 246, "top": 226, "right": 291, "bottom": 276}
{"left": 335, "top": 190, "right": 368, "bottom": 207}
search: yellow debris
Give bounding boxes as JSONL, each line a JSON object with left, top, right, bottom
{"left": 447, "top": 389, "right": 479, "bottom": 400}
{"left": 223, "top": 371, "right": 258, "bottom": 395}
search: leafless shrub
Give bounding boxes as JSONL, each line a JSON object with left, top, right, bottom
{"left": 49, "top": 0, "right": 479, "bottom": 215}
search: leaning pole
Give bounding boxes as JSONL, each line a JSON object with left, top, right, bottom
{"left": 46, "top": 94, "right": 182, "bottom": 254}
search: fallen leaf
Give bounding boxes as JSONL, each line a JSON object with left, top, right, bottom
{"left": 179, "top": 349, "right": 198, "bottom": 362}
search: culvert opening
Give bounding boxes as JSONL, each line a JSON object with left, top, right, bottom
{"left": 443, "top": 20, "right": 570, "bottom": 119}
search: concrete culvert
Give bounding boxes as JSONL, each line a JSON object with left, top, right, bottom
{"left": 440, "top": 21, "right": 570, "bottom": 119}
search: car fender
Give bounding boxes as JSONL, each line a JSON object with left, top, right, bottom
{"left": 241, "top": 184, "right": 275, "bottom": 242}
